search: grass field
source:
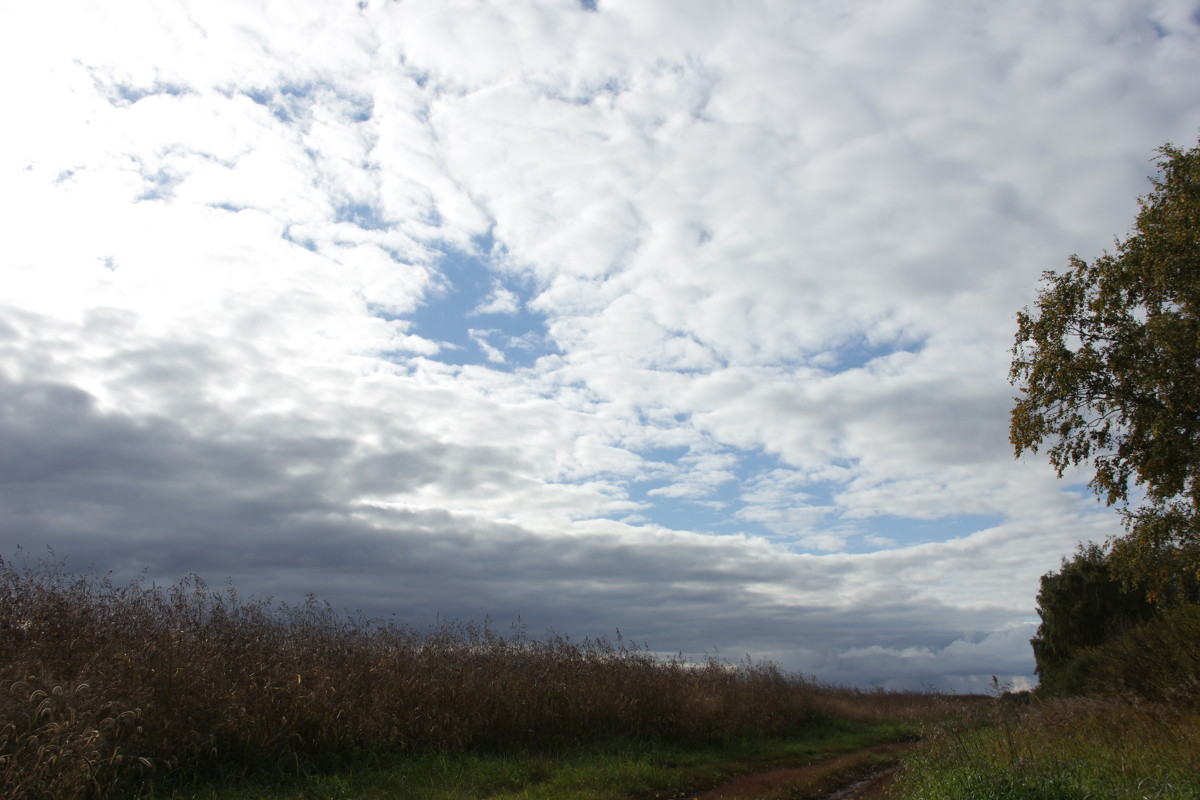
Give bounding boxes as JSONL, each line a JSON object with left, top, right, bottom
{"left": 887, "top": 695, "right": 1200, "bottom": 800}
{"left": 150, "top": 720, "right": 918, "bottom": 800}
{"left": 3, "top": 552, "right": 1195, "bottom": 800}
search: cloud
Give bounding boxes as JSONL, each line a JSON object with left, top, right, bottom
{"left": 473, "top": 284, "right": 522, "bottom": 315}
{"left": 3, "top": 0, "right": 1199, "bottom": 690}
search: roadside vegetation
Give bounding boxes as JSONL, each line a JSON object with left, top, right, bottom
{"left": 883, "top": 135, "right": 1200, "bottom": 800}
{"left": 3, "top": 546, "right": 1197, "bottom": 800}
{"left": 0, "top": 551, "right": 964, "bottom": 800}
{"left": 884, "top": 543, "right": 1200, "bottom": 800}
{"left": 890, "top": 695, "right": 1199, "bottom": 800}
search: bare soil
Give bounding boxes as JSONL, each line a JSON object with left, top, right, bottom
{"left": 675, "top": 743, "right": 912, "bottom": 800}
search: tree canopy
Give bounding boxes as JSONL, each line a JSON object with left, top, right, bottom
{"left": 1030, "top": 543, "right": 1155, "bottom": 696}
{"left": 1010, "top": 138, "right": 1200, "bottom": 600}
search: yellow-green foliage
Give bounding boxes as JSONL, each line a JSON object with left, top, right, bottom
{"left": 1009, "top": 137, "right": 1200, "bottom": 601}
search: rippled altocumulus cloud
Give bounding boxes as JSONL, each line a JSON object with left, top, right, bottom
{"left": 2, "top": 0, "right": 1198, "bottom": 690}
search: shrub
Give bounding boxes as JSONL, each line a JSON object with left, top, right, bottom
{"left": 1084, "top": 602, "right": 1200, "bottom": 702}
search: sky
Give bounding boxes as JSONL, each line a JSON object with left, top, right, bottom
{"left": 2, "top": 0, "right": 1200, "bottom": 692}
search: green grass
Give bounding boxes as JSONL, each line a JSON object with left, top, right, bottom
{"left": 147, "top": 719, "right": 918, "bottom": 800}
{"left": 889, "top": 696, "right": 1200, "bottom": 800}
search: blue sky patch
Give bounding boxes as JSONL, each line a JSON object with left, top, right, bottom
{"left": 244, "top": 81, "right": 374, "bottom": 125}
{"left": 104, "top": 81, "right": 189, "bottom": 108}
{"left": 400, "top": 236, "right": 553, "bottom": 369}
{"left": 246, "top": 83, "right": 312, "bottom": 124}
{"left": 630, "top": 447, "right": 780, "bottom": 533}
{"left": 334, "top": 202, "right": 390, "bottom": 231}
{"left": 817, "top": 332, "right": 926, "bottom": 373}
{"left": 844, "top": 512, "right": 1007, "bottom": 552}
{"left": 626, "top": 447, "right": 1006, "bottom": 552}
{"left": 281, "top": 225, "right": 318, "bottom": 252}
{"left": 136, "top": 167, "right": 182, "bottom": 202}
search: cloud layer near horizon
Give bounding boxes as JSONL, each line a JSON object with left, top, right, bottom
{"left": 3, "top": 0, "right": 1199, "bottom": 690}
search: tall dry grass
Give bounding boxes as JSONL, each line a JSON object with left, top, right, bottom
{"left": 0, "top": 551, "right": 861, "bottom": 799}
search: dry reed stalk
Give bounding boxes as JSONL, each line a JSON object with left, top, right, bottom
{"left": 0, "top": 551, "right": 946, "bottom": 798}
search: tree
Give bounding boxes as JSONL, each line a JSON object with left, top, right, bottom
{"left": 1030, "top": 543, "right": 1155, "bottom": 696}
{"left": 1010, "top": 138, "right": 1200, "bottom": 601}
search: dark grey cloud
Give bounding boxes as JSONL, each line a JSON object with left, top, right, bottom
{"left": 0, "top": 364, "right": 1025, "bottom": 686}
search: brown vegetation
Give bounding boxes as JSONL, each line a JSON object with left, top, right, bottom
{"left": 0, "top": 551, "right": 948, "bottom": 800}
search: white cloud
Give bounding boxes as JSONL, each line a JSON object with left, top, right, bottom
{"left": 468, "top": 329, "right": 507, "bottom": 363}
{"left": 3, "top": 0, "right": 1199, "bottom": 689}
{"left": 473, "top": 285, "right": 521, "bottom": 315}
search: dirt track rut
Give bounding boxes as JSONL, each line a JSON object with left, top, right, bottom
{"left": 675, "top": 742, "right": 912, "bottom": 800}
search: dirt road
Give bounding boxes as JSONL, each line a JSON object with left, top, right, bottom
{"left": 675, "top": 742, "right": 911, "bottom": 800}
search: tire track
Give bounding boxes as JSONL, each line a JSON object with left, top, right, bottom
{"left": 675, "top": 742, "right": 913, "bottom": 800}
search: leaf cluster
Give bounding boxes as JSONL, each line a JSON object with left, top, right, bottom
{"left": 1010, "top": 139, "right": 1200, "bottom": 594}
